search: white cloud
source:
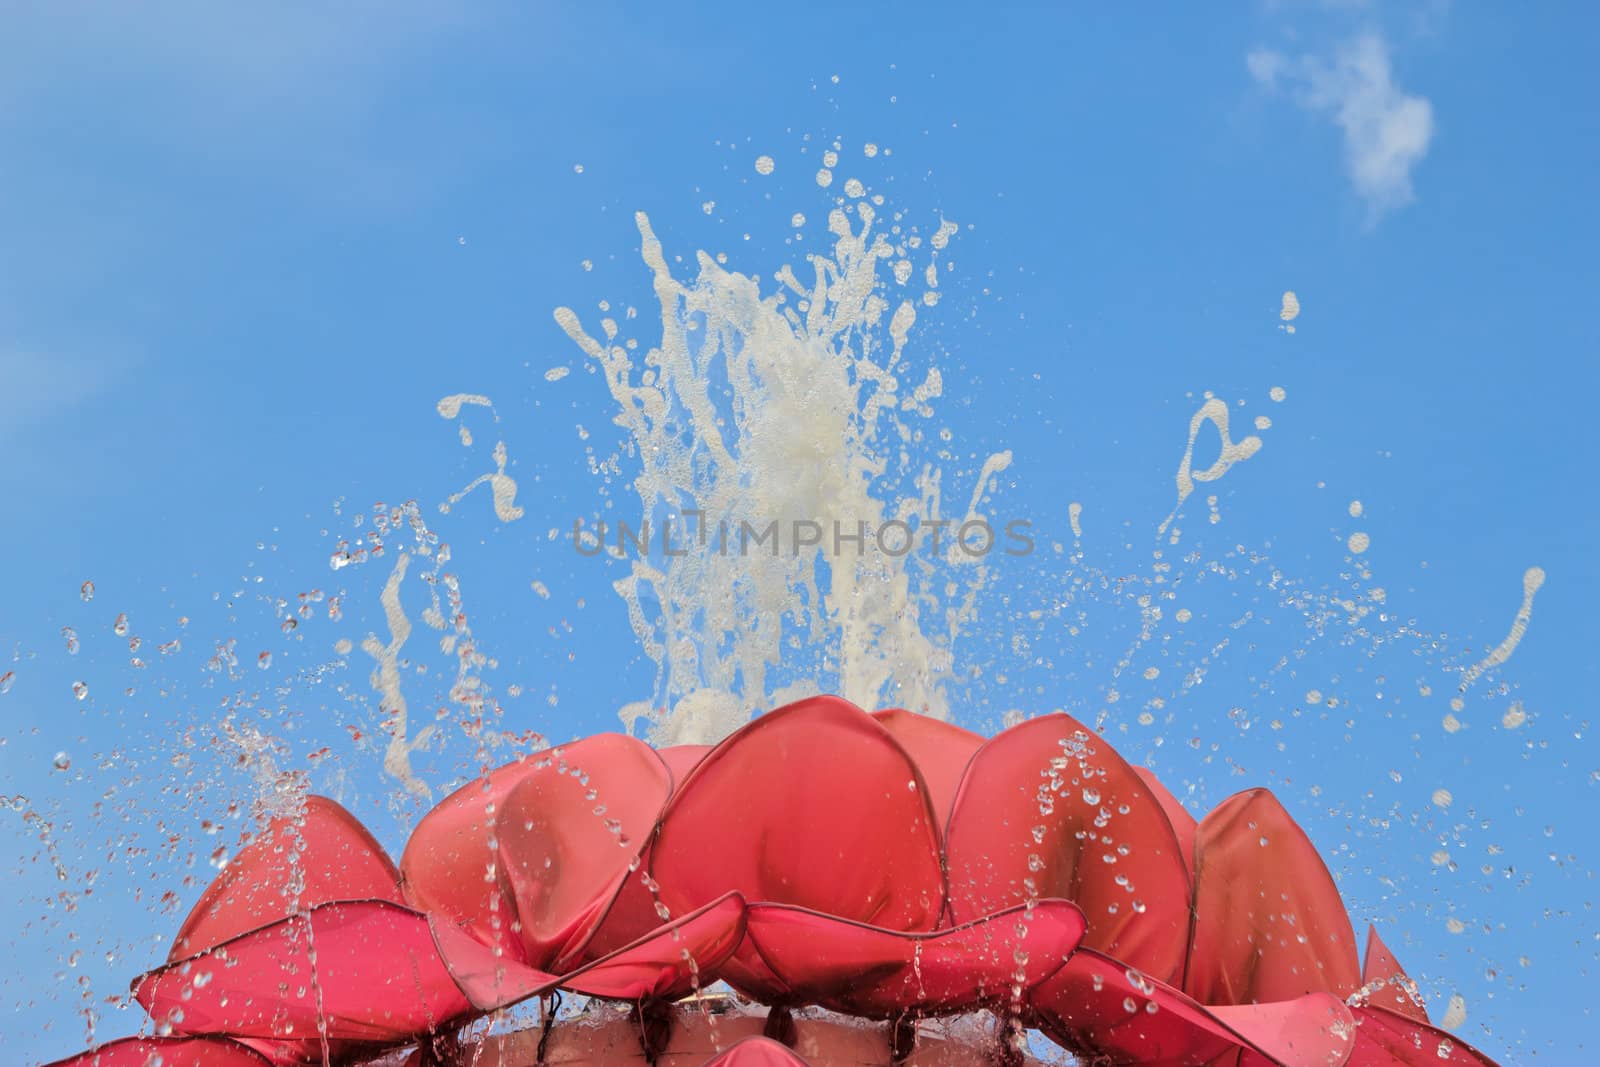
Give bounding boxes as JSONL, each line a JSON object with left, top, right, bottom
{"left": 1249, "top": 33, "right": 1435, "bottom": 221}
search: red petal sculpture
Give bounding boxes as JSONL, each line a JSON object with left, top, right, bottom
{"left": 43, "top": 696, "right": 1504, "bottom": 1067}
{"left": 745, "top": 899, "right": 1085, "bottom": 1017}
{"left": 576, "top": 742, "right": 714, "bottom": 962}
{"left": 701, "top": 1037, "right": 814, "bottom": 1066}
{"left": 136, "top": 900, "right": 472, "bottom": 1047}
{"left": 1209, "top": 994, "right": 1356, "bottom": 1067}
{"left": 170, "top": 795, "right": 404, "bottom": 961}
{"left": 1132, "top": 765, "right": 1197, "bottom": 879}
{"left": 44, "top": 1037, "right": 274, "bottom": 1067}
{"left": 651, "top": 696, "right": 945, "bottom": 1000}
{"left": 559, "top": 891, "right": 747, "bottom": 1001}
{"left": 1031, "top": 947, "right": 1241, "bottom": 1064}
{"left": 1361, "top": 924, "right": 1430, "bottom": 1023}
{"left": 1186, "top": 788, "right": 1362, "bottom": 1007}
{"left": 1350, "top": 1005, "right": 1500, "bottom": 1066}
{"left": 400, "top": 733, "right": 671, "bottom": 970}
{"left": 424, "top": 889, "right": 746, "bottom": 1009}
{"left": 945, "top": 713, "right": 1191, "bottom": 984}
{"left": 868, "top": 707, "right": 984, "bottom": 832}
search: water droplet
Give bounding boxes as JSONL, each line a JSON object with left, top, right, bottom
{"left": 71, "top": 681, "right": 88, "bottom": 701}
{"left": 79, "top": 580, "right": 94, "bottom": 602}
{"left": 62, "top": 627, "right": 79, "bottom": 655}
{"left": 53, "top": 752, "right": 71, "bottom": 771}
{"left": 754, "top": 155, "right": 775, "bottom": 176}
{"left": 257, "top": 652, "right": 272, "bottom": 670}
{"left": 112, "top": 613, "right": 129, "bottom": 636}
{"left": 0, "top": 671, "right": 12, "bottom": 695}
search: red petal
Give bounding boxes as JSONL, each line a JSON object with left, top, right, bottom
{"left": 1350, "top": 1006, "right": 1501, "bottom": 1066}
{"left": 562, "top": 891, "right": 747, "bottom": 1000}
{"left": 577, "top": 861, "right": 664, "bottom": 962}
{"left": 1030, "top": 946, "right": 1367, "bottom": 1067}
{"left": 1361, "top": 925, "right": 1430, "bottom": 1023}
{"left": 1030, "top": 948, "right": 1239, "bottom": 1065}
{"left": 744, "top": 899, "right": 1085, "bottom": 1018}
{"left": 135, "top": 900, "right": 472, "bottom": 1046}
{"left": 652, "top": 696, "right": 944, "bottom": 1000}
{"left": 870, "top": 708, "right": 983, "bottom": 832}
{"left": 1210, "top": 995, "right": 1357, "bottom": 1067}
{"left": 426, "top": 914, "right": 562, "bottom": 1012}
{"left": 171, "top": 796, "right": 401, "bottom": 961}
{"left": 1186, "top": 789, "right": 1361, "bottom": 1006}
{"left": 659, "top": 743, "right": 714, "bottom": 788}
{"left": 577, "top": 743, "right": 714, "bottom": 960}
{"left": 1133, "top": 766, "right": 1198, "bottom": 880}
{"left": 700, "top": 1037, "right": 813, "bottom": 1066}
{"left": 430, "top": 892, "right": 746, "bottom": 1009}
{"left": 944, "top": 713, "right": 1191, "bottom": 984}
{"left": 43, "top": 1037, "right": 273, "bottom": 1067}
{"left": 401, "top": 733, "right": 670, "bottom": 970}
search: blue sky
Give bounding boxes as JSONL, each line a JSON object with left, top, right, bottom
{"left": 2, "top": 3, "right": 1597, "bottom": 1063}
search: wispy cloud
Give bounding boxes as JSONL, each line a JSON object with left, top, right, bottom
{"left": 1249, "top": 33, "right": 1434, "bottom": 222}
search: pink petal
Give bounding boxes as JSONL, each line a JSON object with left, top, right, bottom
{"left": 426, "top": 914, "right": 563, "bottom": 1012}
{"left": 170, "top": 796, "right": 402, "bottom": 961}
{"left": 1034, "top": 950, "right": 1355, "bottom": 1066}
{"left": 744, "top": 899, "right": 1085, "bottom": 1018}
{"left": 1186, "top": 789, "right": 1361, "bottom": 1006}
{"left": 42, "top": 1037, "right": 273, "bottom": 1067}
{"left": 658, "top": 743, "right": 714, "bottom": 788}
{"left": 652, "top": 696, "right": 944, "bottom": 1001}
{"left": 1361, "top": 925, "right": 1430, "bottom": 1023}
{"left": 1132, "top": 766, "right": 1198, "bottom": 880}
{"left": 401, "top": 733, "right": 671, "bottom": 970}
{"left": 430, "top": 892, "right": 746, "bottom": 1009}
{"left": 944, "top": 713, "right": 1191, "bottom": 984}
{"left": 561, "top": 891, "right": 747, "bottom": 1001}
{"left": 576, "top": 860, "right": 664, "bottom": 962}
{"left": 869, "top": 708, "right": 984, "bottom": 832}
{"left": 699, "top": 1037, "right": 813, "bottom": 1066}
{"left": 1030, "top": 948, "right": 1239, "bottom": 1065}
{"left": 1210, "top": 995, "right": 1357, "bottom": 1067}
{"left": 1350, "top": 1005, "right": 1501, "bottom": 1066}
{"left": 578, "top": 744, "right": 715, "bottom": 961}
{"left": 135, "top": 900, "right": 472, "bottom": 1047}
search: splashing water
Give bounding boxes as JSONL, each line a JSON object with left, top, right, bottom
{"left": 5, "top": 139, "right": 1578, "bottom": 1067}
{"left": 556, "top": 207, "right": 1007, "bottom": 743}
